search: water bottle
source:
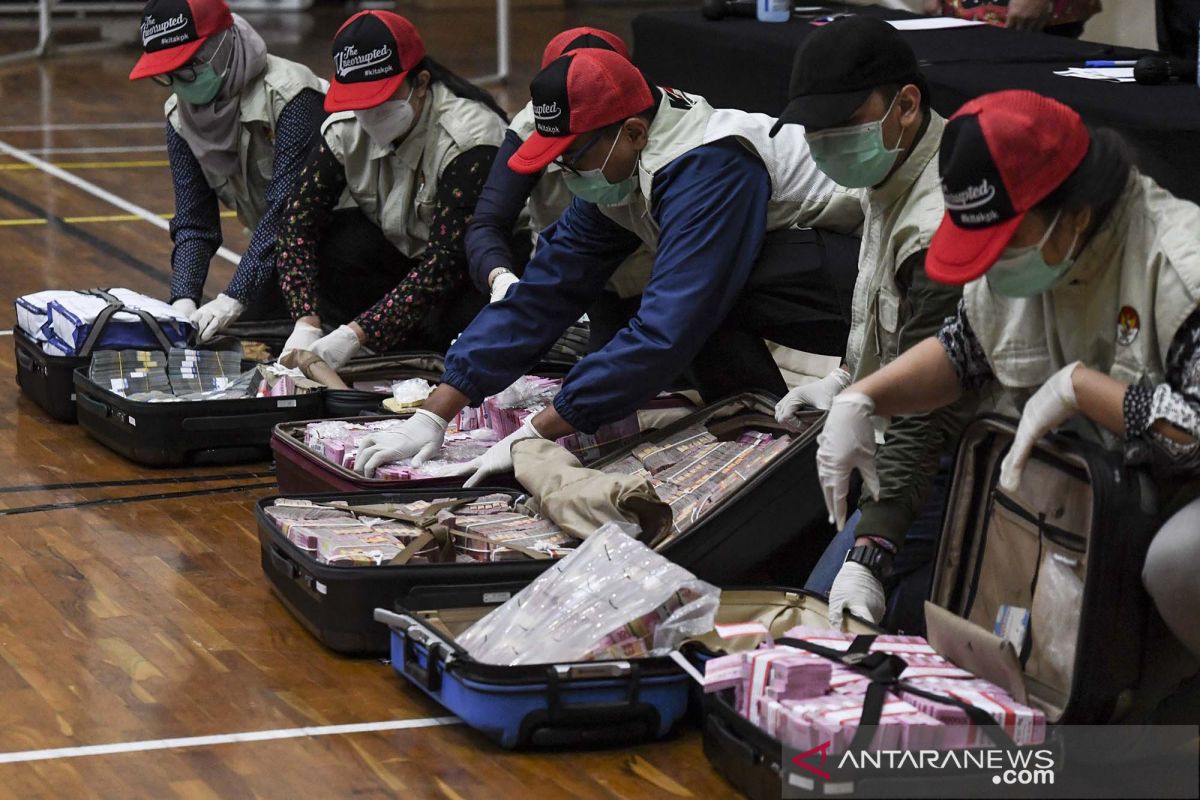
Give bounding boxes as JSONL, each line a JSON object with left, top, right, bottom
{"left": 757, "top": 0, "right": 790, "bottom": 22}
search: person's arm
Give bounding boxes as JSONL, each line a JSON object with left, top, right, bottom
{"left": 275, "top": 133, "right": 348, "bottom": 324}
{"left": 165, "top": 123, "right": 223, "bottom": 304}
{"left": 224, "top": 88, "right": 325, "bottom": 306}
{"left": 439, "top": 195, "right": 642, "bottom": 418}
{"left": 548, "top": 140, "right": 772, "bottom": 434}
{"left": 352, "top": 145, "right": 496, "bottom": 350}
{"left": 854, "top": 253, "right": 978, "bottom": 550}
{"left": 464, "top": 129, "right": 540, "bottom": 293}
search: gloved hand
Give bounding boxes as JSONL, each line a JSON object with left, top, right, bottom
{"left": 827, "top": 561, "right": 887, "bottom": 627}
{"left": 1000, "top": 361, "right": 1081, "bottom": 492}
{"left": 309, "top": 324, "right": 362, "bottom": 371}
{"left": 189, "top": 293, "right": 245, "bottom": 343}
{"left": 462, "top": 416, "right": 545, "bottom": 488}
{"left": 355, "top": 409, "right": 448, "bottom": 478}
{"left": 489, "top": 270, "right": 519, "bottom": 303}
{"left": 816, "top": 391, "right": 881, "bottom": 530}
{"left": 280, "top": 320, "right": 323, "bottom": 361}
{"left": 775, "top": 366, "right": 852, "bottom": 421}
{"left": 171, "top": 298, "right": 198, "bottom": 317}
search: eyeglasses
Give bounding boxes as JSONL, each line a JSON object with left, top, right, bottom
{"left": 553, "top": 130, "right": 605, "bottom": 176}
{"left": 150, "top": 29, "right": 229, "bottom": 87}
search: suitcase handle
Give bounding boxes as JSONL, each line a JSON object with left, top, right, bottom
{"left": 530, "top": 661, "right": 661, "bottom": 746}
{"left": 551, "top": 662, "right": 632, "bottom": 680}
{"left": 182, "top": 412, "right": 289, "bottom": 432}
{"left": 14, "top": 345, "right": 37, "bottom": 373}
{"left": 704, "top": 712, "right": 760, "bottom": 767}
{"left": 75, "top": 391, "right": 112, "bottom": 418}
{"left": 268, "top": 544, "right": 299, "bottom": 580}
{"left": 374, "top": 610, "right": 453, "bottom": 692}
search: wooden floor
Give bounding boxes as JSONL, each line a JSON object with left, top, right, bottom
{"left": 0, "top": 4, "right": 744, "bottom": 798}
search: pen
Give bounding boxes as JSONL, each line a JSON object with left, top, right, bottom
{"left": 1084, "top": 60, "right": 1137, "bottom": 67}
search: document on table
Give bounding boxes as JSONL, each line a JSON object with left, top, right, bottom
{"left": 886, "top": 18, "right": 986, "bottom": 30}
{"left": 1054, "top": 67, "right": 1136, "bottom": 83}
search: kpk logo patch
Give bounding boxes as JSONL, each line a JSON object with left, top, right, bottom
{"left": 1117, "top": 305, "right": 1140, "bottom": 346}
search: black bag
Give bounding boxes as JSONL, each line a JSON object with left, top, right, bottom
{"left": 324, "top": 352, "right": 446, "bottom": 418}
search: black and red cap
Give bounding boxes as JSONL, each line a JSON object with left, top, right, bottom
{"left": 541, "top": 26, "right": 629, "bottom": 69}
{"left": 129, "top": 0, "right": 233, "bottom": 81}
{"left": 927, "top": 90, "right": 1090, "bottom": 285}
{"left": 509, "top": 49, "right": 653, "bottom": 175}
{"left": 325, "top": 11, "right": 426, "bottom": 113}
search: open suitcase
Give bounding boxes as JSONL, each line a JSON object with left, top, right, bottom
{"left": 324, "top": 351, "right": 446, "bottom": 418}
{"left": 74, "top": 363, "right": 325, "bottom": 466}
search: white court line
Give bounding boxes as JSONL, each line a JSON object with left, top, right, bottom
{"left": 0, "top": 716, "right": 461, "bottom": 765}
{"left": 0, "top": 122, "right": 163, "bottom": 133}
{"left": 0, "top": 137, "right": 241, "bottom": 266}
{"left": 23, "top": 145, "right": 167, "bottom": 156}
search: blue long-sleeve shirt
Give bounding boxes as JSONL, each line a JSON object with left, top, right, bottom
{"left": 463, "top": 128, "right": 536, "bottom": 292}
{"left": 166, "top": 88, "right": 326, "bottom": 305}
{"left": 443, "top": 138, "right": 771, "bottom": 433}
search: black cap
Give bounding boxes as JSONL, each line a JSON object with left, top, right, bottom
{"left": 770, "top": 16, "right": 921, "bottom": 135}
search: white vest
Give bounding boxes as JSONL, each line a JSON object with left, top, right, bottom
{"left": 965, "top": 172, "right": 1200, "bottom": 438}
{"left": 510, "top": 101, "right": 654, "bottom": 298}
{"left": 322, "top": 82, "right": 506, "bottom": 258}
{"left": 166, "top": 55, "right": 325, "bottom": 230}
{"left": 598, "top": 89, "right": 864, "bottom": 247}
{"left": 846, "top": 112, "right": 948, "bottom": 378}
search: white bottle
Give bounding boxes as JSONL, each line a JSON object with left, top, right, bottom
{"left": 757, "top": 0, "right": 790, "bottom": 23}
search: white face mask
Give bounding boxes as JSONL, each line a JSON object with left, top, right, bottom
{"left": 355, "top": 86, "right": 416, "bottom": 146}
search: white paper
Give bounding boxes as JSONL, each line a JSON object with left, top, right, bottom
{"left": 886, "top": 18, "right": 986, "bottom": 30}
{"left": 1053, "top": 67, "right": 1136, "bottom": 83}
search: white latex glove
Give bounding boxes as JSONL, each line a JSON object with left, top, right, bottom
{"left": 462, "top": 416, "right": 545, "bottom": 488}
{"left": 489, "top": 270, "right": 519, "bottom": 303}
{"left": 355, "top": 409, "right": 448, "bottom": 478}
{"left": 309, "top": 325, "right": 362, "bottom": 371}
{"left": 827, "top": 561, "right": 887, "bottom": 627}
{"left": 1000, "top": 361, "right": 1081, "bottom": 493}
{"left": 775, "top": 367, "right": 852, "bottom": 421}
{"left": 280, "top": 320, "right": 323, "bottom": 360}
{"left": 816, "top": 391, "right": 881, "bottom": 530}
{"left": 171, "top": 298, "right": 198, "bottom": 317}
{"left": 189, "top": 293, "right": 245, "bottom": 343}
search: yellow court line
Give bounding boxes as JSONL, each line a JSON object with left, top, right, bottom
{"left": 0, "top": 160, "right": 170, "bottom": 172}
{"left": 0, "top": 211, "right": 237, "bottom": 227}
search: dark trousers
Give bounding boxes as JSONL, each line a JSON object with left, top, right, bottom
{"left": 687, "top": 227, "right": 860, "bottom": 401}
{"left": 1158, "top": 0, "right": 1200, "bottom": 62}
{"left": 312, "top": 208, "right": 485, "bottom": 353}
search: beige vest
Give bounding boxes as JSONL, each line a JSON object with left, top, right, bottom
{"left": 846, "top": 112, "right": 949, "bottom": 379}
{"left": 965, "top": 172, "right": 1200, "bottom": 436}
{"left": 510, "top": 102, "right": 654, "bottom": 298}
{"left": 322, "top": 82, "right": 506, "bottom": 258}
{"left": 598, "top": 89, "right": 864, "bottom": 249}
{"left": 166, "top": 55, "right": 325, "bottom": 230}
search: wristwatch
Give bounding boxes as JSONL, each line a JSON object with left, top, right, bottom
{"left": 844, "top": 543, "right": 894, "bottom": 581}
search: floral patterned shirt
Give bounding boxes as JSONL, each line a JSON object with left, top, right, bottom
{"left": 937, "top": 0, "right": 1102, "bottom": 26}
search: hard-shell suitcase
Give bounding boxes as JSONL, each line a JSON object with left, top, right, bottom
{"left": 927, "top": 415, "right": 1191, "bottom": 725}
{"left": 256, "top": 488, "right": 561, "bottom": 655}
{"left": 74, "top": 364, "right": 325, "bottom": 466}
{"left": 14, "top": 292, "right": 183, "bottom": 423}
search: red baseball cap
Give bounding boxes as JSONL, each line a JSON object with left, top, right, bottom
{"left": 927, "top": 90, "right": 1090, "bottom": 285}
{"left": 541, "top": 27, "right": 629, "bottom": 69}
{"left": 325, "top": 11, "right": 426, "bottom": 113}
{"left": 129, "top": 0, "right": 233, "bottom": 81}
{"left": 509, "top": 49, "right": 654, "bottom": 175}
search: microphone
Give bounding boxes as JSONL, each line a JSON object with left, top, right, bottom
{"left": 701, "top": 0, "right": 758, "bottom": 20}
{"left": 1133, "top": 55, "right": 1197, "bottom": 85}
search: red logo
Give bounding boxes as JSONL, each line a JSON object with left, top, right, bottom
{"left": 791, "top": 741, "right": 832, "bottom": 780}
{"left": 1117, "top": 305, "right": 1140, "bottom": 346}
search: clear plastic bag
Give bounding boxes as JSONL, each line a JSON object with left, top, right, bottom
{"left": 391, "top": 378, "right": 434, "bottom": 405}
{"left": 456, "top": 522, "right": 720, "bottom": 665}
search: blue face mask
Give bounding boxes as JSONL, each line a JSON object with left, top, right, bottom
{"left": 563, "top": 132, "right": 638, "bottom": 205}
{"left": 986, "top": 211, "right": 1081, "bottom": 298}
{"left": 804, "top": 93, "right": 903, "bottom": 189}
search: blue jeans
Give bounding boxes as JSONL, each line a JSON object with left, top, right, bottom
{"left": 803, "top": 462, "right": 952, "bottom": 633}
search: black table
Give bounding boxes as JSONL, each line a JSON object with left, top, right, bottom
{"left": 632, "top": 5, "right": 1200, "bottom": 203}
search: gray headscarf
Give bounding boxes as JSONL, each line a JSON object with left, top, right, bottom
{"left": 176, "top": 14, "right": 268, "bottom": 177}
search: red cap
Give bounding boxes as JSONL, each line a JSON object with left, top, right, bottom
{"left": 509, "top": 49, "right": 654, "bottom": 175}
{"left": 541, "top": 27, "right": 629, "bottom": 69}
{"left": 927, "top": 90, "right": 1090, "bottom": 285}
{"left": 129, "top": 0, "right": 233, "bottom": 81}
{"left": 325, "top": 11, "right": 426, "bottom": 112}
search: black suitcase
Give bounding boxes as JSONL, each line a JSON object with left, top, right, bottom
{"left": 74, "top": 364, "right": 325, "bottom": 466}
{"left": 928, "top": 415, "right": 1184, "bottom": 725}
{"left": 14, "top": 292, "right": 181, "bottom": 423}
{"left": 256, "top": 488, "right": 558, "bottom": 655}
{"left": 324, "top": 351, "right": 446, "bottom": 418}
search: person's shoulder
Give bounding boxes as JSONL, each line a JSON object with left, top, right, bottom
{"left": 436, "top": 89, "right": 507, "bottom": 151}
